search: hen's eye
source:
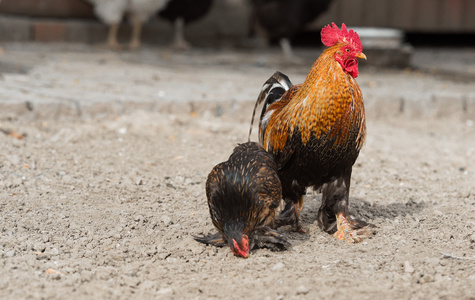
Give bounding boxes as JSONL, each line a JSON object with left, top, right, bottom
{"left": 346, "top": 48, "right": 350, "bottom": 52}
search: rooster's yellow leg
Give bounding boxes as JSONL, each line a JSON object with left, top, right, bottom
{"left": 333, "top": 212, "right": 375, "bottom": 243}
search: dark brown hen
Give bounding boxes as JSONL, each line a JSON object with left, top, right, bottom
{"left": 194, "top": 142, "right": 289, "bottom": 258}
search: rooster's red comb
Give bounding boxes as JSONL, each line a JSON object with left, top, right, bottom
{"left": 321, "top": 23, "right": 362, "bottom": 51}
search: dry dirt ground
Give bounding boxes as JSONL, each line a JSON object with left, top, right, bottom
{"left": 0, "top": 44, "right": 475, "bottom": 299}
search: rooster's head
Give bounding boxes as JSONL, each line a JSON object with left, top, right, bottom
{"left": 321, "top": 23, "right": 366, "bottom": 78}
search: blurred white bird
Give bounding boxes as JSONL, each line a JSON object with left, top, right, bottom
{"left": 86, "top": 0, "right": 170, "bottom": 50}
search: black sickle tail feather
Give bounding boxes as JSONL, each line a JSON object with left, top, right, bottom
{"left": 248, "top": 71, "right": 293, "bottom": 142}
{"left": 192, "top": 232, "right": 226, "bottom": 247}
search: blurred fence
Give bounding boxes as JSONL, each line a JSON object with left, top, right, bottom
{"left": 0, "top": 0, "right": 474, "bottom": 45}
{"left": 314, "top": 0, "right": 475, "bottom": 32}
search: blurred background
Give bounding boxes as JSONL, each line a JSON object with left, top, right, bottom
{"left": 1, "top": 0, "right": 474, "bottom": 49}
{"left": 0, "top": 0, "right": 474, "bottom": 120}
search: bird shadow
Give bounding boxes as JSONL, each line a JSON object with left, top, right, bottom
{"left": 300, "top": 193, "right": 426, "bottom": 225}
{"left": 280, "top": 193, "right": 427, "bottom": 244}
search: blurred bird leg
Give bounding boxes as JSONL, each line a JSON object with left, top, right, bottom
{"left": 107, "top": 23, "right": 122, "bottom": 50}
{"left": 173, "top": 17, "right": 190, "bottom": 50}
{"left": 129, "top": 15, "right": 143, "bottom": 50}
{"left": 279, "top": 37, "right": 293, "bottom": 58}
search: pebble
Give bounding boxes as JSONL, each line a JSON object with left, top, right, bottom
{"left": 161, "top": 215, "right": 172, "bottom": 226}
{"left": 36, "top": 253, "right": 51, "bottom": 261}
{"left": 42, "top": 235, "right": 50, "bottom": 243}
{"left": 157, "top": 287, "right": 173, "bottom": 295}
{"left": 272, "top": 262, "right": 285, "bottom": 271}
{"left": 5, "top": 250, "right": 15, "bottom": 257}
{"left": 32, "top": 243, "right": 46, "bottom": 252}
{"left": 51, "top": 248, "right": 59, "bottom": 256}
{"left": 296, "top": 285, "right": 309, "bottom": 295}
{"left": 140, "top": 280, "right": 157, "bottom": 291}
{"left": 404, "top": 261, "right": 415, "bottom": 274}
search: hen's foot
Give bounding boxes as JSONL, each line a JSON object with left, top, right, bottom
{"left": 333, "top": 213, "right": 376, "bottom": 243}
{"left": 254, "top": 226, "right": 291, "bottom": 250}
{"left": 275, "top": 202, "right": 308, "bottom": 234}
{"left": 172, "top": 39, "right": 190, "bottom": 51}
{"left": 128, "top": 40, "right": 141, "bottom": 51}
{"left": 107, "top": 41, "right": 122, "bottom": 51}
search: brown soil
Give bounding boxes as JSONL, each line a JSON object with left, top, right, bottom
{"left": 0, "top": 44, "right": 474, "bottom": 299}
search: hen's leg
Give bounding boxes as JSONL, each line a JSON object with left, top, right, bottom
{"left": 172, "top": 17, "right": 190, "bottom": 51}
{"left": 107, "top": 23, "right": 122, "bottom": 50}
{"left": 279, "top": 38, "right": 293, "bottom": 59}
{"left": 317, "top": 169, "right": 375, "bottom": 243}
{"left": 129, "top": 14, "right": 143, "bottom": 50}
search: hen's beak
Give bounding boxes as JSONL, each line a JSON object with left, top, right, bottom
{"left": 356, "top": 52, "right": 367, "bottom": 60}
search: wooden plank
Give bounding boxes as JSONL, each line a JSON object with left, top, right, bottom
{"left": 440, "top": 0, "right": 464, "bottom": 31}
{"left": 339, "top": 0, "right": 366, "bottom": 27}
{"left": 414, "top": 0, "right": 440, "bottom": 31}
{"left": 0, "top": 0, "right": 94, "bottom": 18}
{"left": 365, "top": 0, "right": 391, "bottom": 27}
{"left": 388, "top": 0, "right": 416, "bottom": 30}
{"left": 463, "top": 0, "right": 475, "bottom": 30}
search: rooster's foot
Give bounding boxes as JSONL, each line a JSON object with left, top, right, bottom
{"left": 333, "top": 213, "right": 376, "bottom": 243}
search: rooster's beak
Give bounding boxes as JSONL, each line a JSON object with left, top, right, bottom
{"left": 356, "top": 52, "right": 367, "bottom": 60}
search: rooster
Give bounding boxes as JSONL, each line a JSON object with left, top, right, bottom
{"left": 194, "top": 142, "right": 289, "bottom": 258}
{"left": 249, "top": 23, "right": 375, "bottom": 243}
{"left": 86, "top": 0, "right": 170, "bottom": 50}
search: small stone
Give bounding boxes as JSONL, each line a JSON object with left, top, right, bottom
{"left": 272, "top": 262, "right": 285, "bottom": 271}
{"left": 123, "top": 275, "right": 141, "bottom": 288}
{"left": 296, "top": 285, "right": 309, "bottom": 295}
{"left": 42, "top": 235, "right": 50, "bottom": 243}
{"left": 161, "top": 215, "right": 172, "bottom": 226}
{"left": 157, "top": 287, "right": 173, "bottom": 295}
{"left": 36, "top": 253, "right": 51, "bottom": 261}
{"left": 51, "top": 248, "right": 59, "bottom": 256}
{"left": 5, "top": 250, "right": 15, "bottom": 257}
{"left": 33, "top": 243, "right": 46, "bottom": 252}
{"left": 140, "top": 280, "right": 157, "bottom": 291}
{"left": 404, "top": 261, "right": 415, "bottom": 274}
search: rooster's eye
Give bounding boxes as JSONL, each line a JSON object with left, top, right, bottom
{"left": 345, "top": 48, "right": 350, "bottom": 52}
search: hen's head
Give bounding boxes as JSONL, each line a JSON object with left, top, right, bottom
{"left": 321, "top": 23, "right": 366, "bottom": 78}
{"left": 230, "top": 235, "right": 250, "bottom": 258}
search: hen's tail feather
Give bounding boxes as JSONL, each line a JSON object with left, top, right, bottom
{"left": 248, "top": 71, "right": 293, "bottom": 142}
{"left": 193, "top": 232, "right": 226, "bottom": 247}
